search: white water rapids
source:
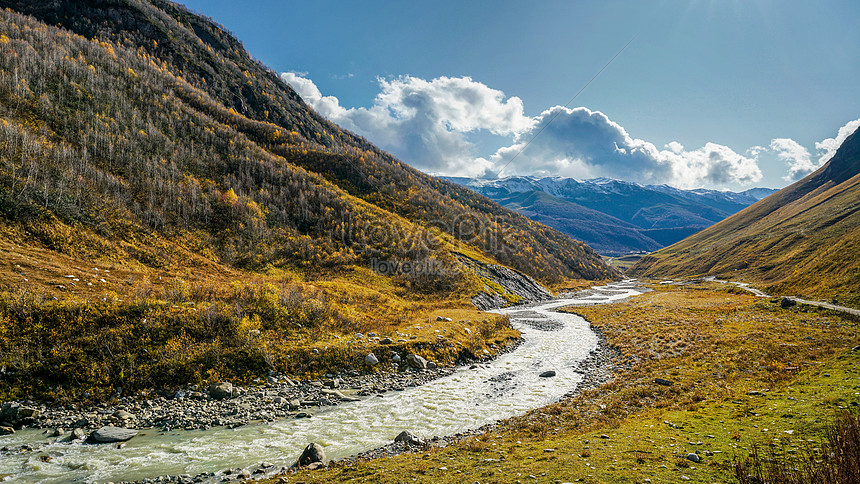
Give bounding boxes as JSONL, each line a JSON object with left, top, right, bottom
{"left": 0, "top": 281, "right": 642, "bottom": 483}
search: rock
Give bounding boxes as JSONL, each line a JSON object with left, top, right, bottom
{"left": 391, "top": 354, "right": 401, "bottom": 363}
{"left": 52, "top": 428, "right": 64, "bottom": 437}
{"left": 539, "top": 370, "right": 556, "bottom": 378}
{"left": 16, "top": 406, "right": 39, "bottom": 420}
{"left": 71, "top": 428, "right": 86, "bottom": 441}
{"left": 436, "top": 316, "right": 453, "bottom": 322}
{"left": 324, "top": 379, "right": 339, "bottom": 389}
{"left": 0, "top": 402, "right": 16, "bottom": 421}
{"left": 394, "top": 430, "right": 421, "bottom": 445}
{"left": 406, "top": 353, "right": 428, "bottom": 370}
{"left": 0, "top": 426, "right": 13, "bottom": 436}
{"left": 654, "top": 378, "right": 674, "bottom": 386}
{"left": 852, "top": 345, "right": 860, "bottom": 352}
{"left": 113, "top": 410, "right": 134, "bottom": 420}
{"left": 686, "top": 453, "right": 701, "bottom": 463}
{"left": 380, "top": 337, "right": 393, "bottom": 345}
{"left": 427, "top": 361, "right": 437, "bottom": 370}
{"left": 364, "top": 353, "right": 379, "bottom": 366}
{"left": 747, "top": 390, "right": 765, "bottom": 396}
{"left": 780, "top": 297, "right": 796, "bottom": 308}
{"left": 296, "top": 442, "right": 327, "bottom": 467}
{"left": 87, "top": 426, "right": 138, "bottom": 444}
{"left": 208, "top": 382, "right": 233, "bottom": 400}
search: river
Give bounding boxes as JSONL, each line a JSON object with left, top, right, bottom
{"left": 0, "top": 280, "right": 642, "bottom": 483}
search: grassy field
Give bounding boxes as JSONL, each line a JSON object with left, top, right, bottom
{"left": 275, "top": 282, "right": 860, "bottom": 483}
{"left": 604, "top": 254, "right": 647, "bottom": 273}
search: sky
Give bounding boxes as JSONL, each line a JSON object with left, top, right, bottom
{"left": 179, "top": 0, "right": 860, "bottom": 190}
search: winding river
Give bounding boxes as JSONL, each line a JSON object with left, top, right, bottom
{"left": 0, "top": 281, "right": 642, "bottom": 483}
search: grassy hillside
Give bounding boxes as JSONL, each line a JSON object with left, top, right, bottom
{"left": 0, "top": 2, "right": 617, "bottom": 401}
{"left": 632, "top": 128, "right": 860, "bottom": 307}
{"left": 1, "top": 0, "right": 614, "bottom": 285}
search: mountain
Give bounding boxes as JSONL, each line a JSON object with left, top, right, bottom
{"left": 448, "top": 176, "right": 777, "bottom": 255}
{"left": 0, "top": 0, "right": 618, "bottom": 400}
{"left": 0, "top": 0, "right": 615, "bottom": 285}
{"left": 631, "top": 127, "right": 860, "bottom": 306}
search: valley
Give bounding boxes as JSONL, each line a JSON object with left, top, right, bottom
{"left": 0, "top": 1, "right": 858, "bottom": 483}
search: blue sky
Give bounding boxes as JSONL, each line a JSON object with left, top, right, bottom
{"left": 180, "top": 0, "right": 860, "bottom": 189}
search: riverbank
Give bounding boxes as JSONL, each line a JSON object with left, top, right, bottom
{"left": 275, "top": 281, "right": 860, "bottom": 483}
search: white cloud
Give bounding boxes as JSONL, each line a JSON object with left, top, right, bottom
{"left": 815, "top": 118, "right": 860, "bottom": 165}
{"left": 770, "top": 138, "right": 814, "bottom": 180}
{"left": 482, "top": 106, "right": 762, "bottom": 188}
{"left": 283, "top": 72, "right": 860, "bottom": 188}
{"left": 281, "top": 72, "right": 532, "bottom": 176}
{"left": 768, "top": 118, "right": 860, "bottom": 181}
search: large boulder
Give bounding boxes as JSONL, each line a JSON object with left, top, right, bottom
{"left": 86, "top": 426, "right": 138, "bottom": 444}
{"left": 295, "top": 442, "right": 327, "bottom": 467}
{"left": 208, "top": 382, "right": 233, "bottom": 400}
{"left": 406, "top": 353, "right": 428, "bottom": 370}
{"left": 394, "top": 430, "right": 420, "bottom": 445}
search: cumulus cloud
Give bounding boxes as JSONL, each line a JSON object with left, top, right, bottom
{"left": 283, "top": 72, "right": 827, "bottom": 188}
{"left": 481, "top": 106, "right": 762, "bottom": 188}
{"left": 815, "top": 118, "right": 860, "bottom": 165}
{"left": 281, "top": 72, "right": 532, "bottom": 176}
{"left": 770, "top": 138, "right": 814, "bottom": 180}
{"left": 769, "top": 118, "right": 860, "bottom": 181}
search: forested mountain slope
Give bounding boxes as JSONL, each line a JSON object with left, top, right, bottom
{"left": 631, "top": 127, "right": 860, "bottom": 306}
{"left": 0, "top": 0, "right": 614, "bottom": 284}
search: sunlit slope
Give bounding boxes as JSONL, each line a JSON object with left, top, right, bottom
{"left": 0, "top": 1, "right": 617, "bottom": 285}
{"left": 631, "top": 128, "right": 860, "bottom": 305}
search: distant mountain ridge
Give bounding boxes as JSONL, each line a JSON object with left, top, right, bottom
{"left": 447, "top": 176, "right": 777, "bottom": 255}
{"left": 631, "top": 127, "right": 860, "bottom": 307}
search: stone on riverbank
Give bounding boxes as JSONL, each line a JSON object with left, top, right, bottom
{"left": 296, "top": 442, "right": 327, "bottom": 467}
{"left": 406, "top": 353, "right": 428, "bottom": 369}
{"left": 208, "top": 382, "right": 233, "bottom": 400}
{"left": 365, "top": 353, "right": 379, "bottom": 366}
{"left": 86, "top": 426, "right": 138, "bottom": 444}
{"left": 539, "top": 370, "right": 556, "bottom": 378}
{"left": 394, "top": 430, "right": 421, "bottom": 445}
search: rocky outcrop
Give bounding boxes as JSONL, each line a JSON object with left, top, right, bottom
{"left": 457, "top": 254, "right": 553, "bottom": 310}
